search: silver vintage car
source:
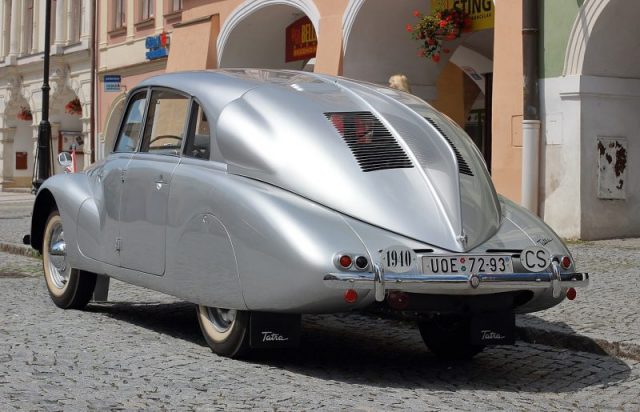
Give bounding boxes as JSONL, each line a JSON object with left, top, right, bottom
{"left": 30, "top": 69, "right": 588, "bottom": 359}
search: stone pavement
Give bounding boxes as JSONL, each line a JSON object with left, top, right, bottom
{"left": 0, "top": 191, "right": 639, "bottom": 362}
{"left": 1, "top": 253, "right": 639, "bottom": 410}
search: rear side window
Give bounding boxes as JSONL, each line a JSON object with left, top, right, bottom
{"left": 140, "top": 90, "right": 190, "bottom": 155}
{"left": 114, "top": 91, "right": 148, "bottom": 152}
{"left": 183, "top": 102, "right": 211, "bottom": 160}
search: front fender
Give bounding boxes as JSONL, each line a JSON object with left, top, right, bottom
{"left": 31, "top": 173, "right": 97, "bottom": 273}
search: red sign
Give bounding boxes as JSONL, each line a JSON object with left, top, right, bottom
{"left": 285, "top": 16, "right": 317, "bottom": 63}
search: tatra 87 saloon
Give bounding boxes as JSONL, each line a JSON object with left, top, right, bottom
{"left": 30, "top": 69, "right": 588, "bottom": 359}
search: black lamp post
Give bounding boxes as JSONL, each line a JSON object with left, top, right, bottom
{"left": 33, "top": 0, "right": 52, "bottom": 191}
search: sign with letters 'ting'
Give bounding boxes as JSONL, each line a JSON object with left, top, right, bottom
{"left": 285, "top": 16, "right": 317, "bottom": 63}
{"left": 431, "top": 0, "right": 494, "bottom": 31}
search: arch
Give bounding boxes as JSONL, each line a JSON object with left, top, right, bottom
{"left": 564, "top": 0, "right": 610, "bottom": 75}
{"left": 217, "top": 0, "right": 320, "bottom": 67}
{"left": 342, "top": 0, "right": 366, "bottom": 53}
{"left": 102, "top": 92, "right": 127, "bottom": 157}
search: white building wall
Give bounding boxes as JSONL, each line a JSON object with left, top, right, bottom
{"left": 541, "top": 75, "right": 640, "bottom": 239}
{"left": 539, "top": 76, "right": 582, "bottom": 238}
{"left": 0, "top": 0, "right": 92, "bottom": 189}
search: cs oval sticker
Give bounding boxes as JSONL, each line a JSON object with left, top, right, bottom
{"left": 381, "top": 246, "right": 417, "bottom": 273}
{"left": 521, "top": 246, "right": 551, "bottom": 272}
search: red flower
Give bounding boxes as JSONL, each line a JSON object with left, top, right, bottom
{"left": 427, "top": 38, "right": 436, "bottom": 46}
{"left": 406, "top": 24, "right": 413, "bottom": 32}
{"left": 439, "top": 20, "right": 448, "bottom": 28}
{"left": 413, "top": 10, "right": 420, "bottom": 17}
{"left": 432, "top": 54, "right": 441, "bottom": 63}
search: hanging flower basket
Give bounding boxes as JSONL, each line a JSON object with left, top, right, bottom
{"left": 65, "top": 98, "right": 82, "bottom": 116}
{"left": 17, "top": 106, "right": 33, "bottom": 121}
{"left": 407, "top": 7, "right": 471, "bottom": 63}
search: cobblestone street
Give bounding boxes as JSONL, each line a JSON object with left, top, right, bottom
{"left": 1, "top": 192, "right": 640, "bottom": 409}
{"left": 1, "top": 251, "right": 639, "bottom": 410}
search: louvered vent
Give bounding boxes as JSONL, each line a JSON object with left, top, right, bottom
{"left": 424, "top": 117, "right": 474, "bottom": 176}
{"left": 325, "top": 111, "right": 413, "bottom": 172}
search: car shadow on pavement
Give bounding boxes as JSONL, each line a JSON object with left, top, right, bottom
{"left": 88, "top": 301, "right": 632, "bottom": 393}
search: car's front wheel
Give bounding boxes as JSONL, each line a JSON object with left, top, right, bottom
{"left": 197, "top": 305, "right": 250, "bottom": 358}
{"left": 42, "top": 210, "right": 97, "bottom": 309}
{"left": 418, "top": 315, "right": 485, "bottom": 360}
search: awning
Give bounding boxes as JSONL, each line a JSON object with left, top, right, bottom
{"left": 166, "top": 15, "right": 220, "bottom": 72}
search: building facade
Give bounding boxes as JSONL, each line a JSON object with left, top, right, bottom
{"left": 493, "top": 0, "right": 640, "bottom": 239}
{"left": 0, "top": 0, "right": 631, "bottom": 239}
{"left": 0, "top": 0, "right": 94, "bottom": 189}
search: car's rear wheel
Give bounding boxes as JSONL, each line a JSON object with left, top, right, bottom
{"left": 42, "top": 210, "right": 97, "bottom": 309}
{"left": 418, "top": 315, "right": 485, "bottom": 360}
{"left": 197, "top": 305, "right": 250, "bottom": 358}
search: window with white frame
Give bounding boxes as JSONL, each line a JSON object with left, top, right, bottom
{"left": 139, "top": 0, "right": 154, "bottom": 21}
{"left": 113, "top": 0, "right": 125, "bottom": 29}
{"left": 169, "top": 0, "right": 182, "bottom": 12}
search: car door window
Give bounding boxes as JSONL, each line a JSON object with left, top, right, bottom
{"left": 183, "top": 102, "right": 211, "bottom": 160}
{"left": 140, "top": 90, "right": 190, "bottom": 155}
{"left": 114, "top": 90, "right": 148, "bottom": 153}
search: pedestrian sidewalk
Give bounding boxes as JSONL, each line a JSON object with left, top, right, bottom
{"left": 0, "top": 193, "right": 638, "bottom": 360}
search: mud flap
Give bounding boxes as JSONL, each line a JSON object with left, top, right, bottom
{"left": 470, "top": 312, "right": 515, "bottom": 345}
{"left": 249, "top": 312, "right": 301, "bottom": 348}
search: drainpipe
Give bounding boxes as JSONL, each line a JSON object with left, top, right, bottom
{"left": 522, "top": 0, "right": 541, "bottom": 215}
{"left": 90, "top": 0, "right": 97, "bottom": 164}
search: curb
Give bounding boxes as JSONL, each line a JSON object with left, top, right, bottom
{"left": 0, "top": 242, "right": 638, "bottom": 361}
{"left": 0, "top": 242, "right": 40, "bottom": 258}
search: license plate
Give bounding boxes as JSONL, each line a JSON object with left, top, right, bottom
{"left": 422, "top": 255, "right": 513, "bottom": 275}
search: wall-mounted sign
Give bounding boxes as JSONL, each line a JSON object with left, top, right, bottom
{"left": 15, "top": 152, "right": 28, "bottom": 170}
{"left": 145, "top": 32, "right": 170, "bottom": 60}
{"left": 285, "top": 16, "right": 317, "bottom": 63}
{"left": 431, "top": 0, "right": 494, "bottom": 31}
{"left": 104, "top": 75, "right": 121, "bottom": 92}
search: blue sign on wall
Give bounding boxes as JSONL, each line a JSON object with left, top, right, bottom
{"left": 145, "top": 33, "right": 169, "bottom": 60}
{"left": 104, "top": 75, "right": 121, "bottom": 92}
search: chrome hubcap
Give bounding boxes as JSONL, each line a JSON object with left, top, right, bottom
{"left": 206, "top": 307, "right": 237, "bottom": 333}
{"left": 47, "top": 222, "right": 69, "bottom": 289}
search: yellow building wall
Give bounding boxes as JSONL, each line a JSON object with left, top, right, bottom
{"left": 491, "top": 1, "right": 523, "bottom": 202}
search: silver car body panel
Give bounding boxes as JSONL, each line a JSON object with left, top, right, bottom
{"left": 32, "top": 69, "right": 586, "bottom": 314}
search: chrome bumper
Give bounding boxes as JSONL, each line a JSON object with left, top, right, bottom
{"left": 323, "top": 262, "right": 589, "bottom": 302}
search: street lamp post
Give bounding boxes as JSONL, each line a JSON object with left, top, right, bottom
{"left": 33, "top": 0, "right": 52, "bottom": 192}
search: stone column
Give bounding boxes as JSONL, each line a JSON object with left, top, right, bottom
{"left": 0, "top": 127, "right": 16, "bottom": 189}
{"left": 0, "top": 0, "right": 5, "bottom": 58}
{"left": 66, "top": 0, "right": 76, "bottom": 43}
{"left": 54, "top": 0, "right": 65, "bottom": 50}
{"left": 80, "top": 0, "right": 91, "bottom": 44}
{"left": 8, "top": 0, "right": 21, "bottom": 61}
{"left": 19, "top": 0, "right": 28, "bottom": 55}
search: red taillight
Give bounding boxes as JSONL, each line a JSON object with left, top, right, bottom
{"left": 339, "top": 255, "right": 352, "bottom": 269}
{"left": 560, "top": 256, "right": 572, "bottom": 269}
{"left": 344, "top": 289, "right": 358, "bottom": 303}
{"left": 566, "top": 287, "right": 577, "bottom": 300}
